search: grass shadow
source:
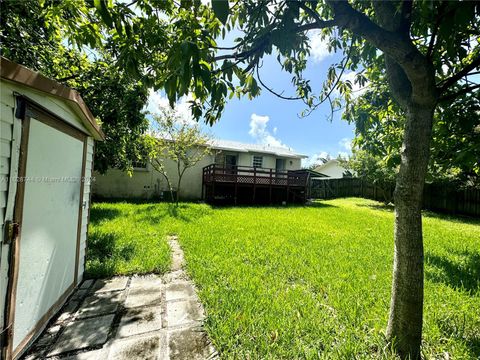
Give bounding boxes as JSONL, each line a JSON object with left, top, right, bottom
{"left": 425, "top": 250, "right": 480, "bottom": 294}
{"left": 357, "top": 202, "right": 395, "bottom": 212}
{"left": 211, "top": 201, "right": 337, "bottom": 210}
{"left": 85, "top": 231, "right": 136, "bottom": 278}
{"left": 89, "top": 207, "right": 121, "bottom": 225}
{"left": 357, "top": 202, "right": 480, "bottom": 225}
{"left": 135, "top": 203, "right": 210, "bottom": 224}
{"left": 422, "top": 210, "right": 480, "bottom": 226}
{"left": 437, "top": 314, "right": 480, "bottom": 359}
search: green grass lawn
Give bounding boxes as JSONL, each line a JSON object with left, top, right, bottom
{"left": 88, "top": 198, "right": 480, "bottom": 359}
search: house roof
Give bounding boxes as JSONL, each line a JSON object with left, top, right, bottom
{"left": 0, "top": 57, "right": 105, "bottom": 140}
{"left": 314, "top": 159, "right": 342, "bottom": 171}
{"left": 208, "top": 139, "right": 307, "bottom": 159}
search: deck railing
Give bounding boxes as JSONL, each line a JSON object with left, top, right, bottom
{"left": 202, "top": 164, "right": 309, "bottom": 187}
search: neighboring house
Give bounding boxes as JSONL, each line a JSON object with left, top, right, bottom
{"left": 0, "top": 57, "right": 104, "bottom": 359}
{"left": 92, "top": 139, "right": 308, "bottom": 202}
{"left": 313, "top": 159, "right": 353, "bottom": 179}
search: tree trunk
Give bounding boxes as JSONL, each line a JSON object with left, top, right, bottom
{"left": 386, "top": 103, "right": 434, "bottom": 359}
{"left": 176, "top": 175, "right": 183, "bottom": 207}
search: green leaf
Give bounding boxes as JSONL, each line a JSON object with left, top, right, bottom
{"left": 94, "top": 0, "right": 113, "bottom": 28}
{"left": 211, "top": 0, "right": 229, "bottom": 25}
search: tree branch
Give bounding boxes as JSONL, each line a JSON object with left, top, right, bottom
{"left": 438, "top": 55, "right": 480, "bottom": 93}
{"left": 327, "top": 0, "right": 437, "bottom": 104}
{"left": 426, "top": 1, "right": 446, "bottom": 59}
{"left": 439, "top": 83, "right": 480, "bottom": 102}
{"left": 212, "top": 17, "right": 336, "bottom": 63}
{"left": 256, "top": 64, "right": 303, "bottom": 100}
{"left": 297, "top": 2, "right": 325, "bottom": 25}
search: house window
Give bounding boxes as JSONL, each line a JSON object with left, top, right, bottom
{"left": 276, "top": 158, "right": 286, "bottom": 170}
{"left": 252, "top": 155, "right": 263, "bottom": 168}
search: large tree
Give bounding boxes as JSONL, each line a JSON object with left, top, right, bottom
{"left": 31, "top": 0, "right": 480, "bottom": 358}
{"left": 0, "top": 0, "right": 150, "bottom": 173}
{"left": 346, "top": 69, "right": 480, "bottom": 187}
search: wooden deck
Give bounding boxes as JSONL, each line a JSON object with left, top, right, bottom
{"left": 202, "top": 164, "right": 310, "bottom": 205}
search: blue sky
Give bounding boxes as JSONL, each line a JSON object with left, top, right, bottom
{"left": 146, "top": 30, "right": 358, "bottom": 167}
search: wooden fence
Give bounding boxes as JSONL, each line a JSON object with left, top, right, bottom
{"left": 310, "top": 178, "right": 480, "bottom": 217}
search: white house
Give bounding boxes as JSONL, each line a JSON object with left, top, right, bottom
{"left": 92, "top": 139, "right": 307, "bottom": 200}
{"left": 0, "top": 57, "right": 104, "bottom": 359}
{"left": 313, "top": 159, "right": 352, "bottom": 179}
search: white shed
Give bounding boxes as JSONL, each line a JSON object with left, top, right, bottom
{"left": 0, "top": 57, "right": 104, "bottom": 359}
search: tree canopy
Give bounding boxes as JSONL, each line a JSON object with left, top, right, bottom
{"left": 2, "top": 1, "right": 479, "bottom": 358}
{"left": 0, "top": 0, "right": 150, "bottom": 173}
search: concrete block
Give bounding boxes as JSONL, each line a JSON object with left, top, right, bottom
{"left": 57, "top": 300, "right": 81, "bottom": 322}
{"left": 79, "top": 279, "right": 94, "bottom": 289}
{"left": 64, "top": 348, "right": 108, "bottom": 359}
{"left": 117, "top": 306, "right": 163, "bottom": 338}
{"left": 124, "top": 286, "right": 163, "bottom": 309}
{"left": 93, "top": 277, "right": 129, "bottom": 293}
{"left": 71, "top": 289, "right": 90, "bottom": 301}
{"left": 168, "top": 328, "right": 216, "bottom": 360}
{"left": 108, "top": 334, "right": 163, "bottom": 360}
{"left": 129, "top": 276, "right": 163, "bottom": 290}
{"left": 166, "top": 300, "right": 203, "bottom": 328}
{"left": 48, "top": 314, "right": 115, "bottom": 356}
{"left": 77, "top": 291, "right": 122, "bottom": 318}
{"left": 165, "top": 282, "right": 196, "bottom": 302}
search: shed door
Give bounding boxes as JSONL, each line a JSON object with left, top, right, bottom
{"left": 11, "top": 116, "right": 84, "bottom": 354}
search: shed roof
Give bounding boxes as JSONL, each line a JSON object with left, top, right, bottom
{"left": 0, "top": 57, "right": 104, "bottom": 140}
{"left": 208, "top": 139, "right": 307, "bottom": 159}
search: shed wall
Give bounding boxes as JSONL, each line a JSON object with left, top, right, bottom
{"left": 0, "top": 82, "right": 17, "bottom": 331}
{"left": 78, "top": 137, "right": 94, "bottom": 282}
{"left": 0, "top": 80, "right": 94, "bottom": 336}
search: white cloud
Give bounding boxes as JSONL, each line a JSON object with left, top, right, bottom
{"left": 302, "top": 151, "right": 330, "bottom": 168}
{"left": 302, "top": 145, "right": 352, "bottom": 168}
{"left": 338, "top": 137, "right": 352, "bottom": 152}
{"left": 309, "top": 30, "right": 332, "bottom": 63}
{"left": 339, "top": 71, "right": 369, "bottom": 99}
{"left": 146, "top": 90, "right": 196, "bottom": 125}
{"left": 248, "top": 113, "right": 287, "bottom": 148}
{"left": 337, "top": 151, "right": 349, "bottom": 159}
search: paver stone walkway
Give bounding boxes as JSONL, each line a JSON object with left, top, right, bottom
{"left": 23, "top": 236, "right": 217, "bottom": 360}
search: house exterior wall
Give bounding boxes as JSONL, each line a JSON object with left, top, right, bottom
{"left": 92, "top": 152, "right": 216, "bottom": 200}
{"left": 93, "top": 150, "right": 303, "bottom": 200}
{"left": 314, "top": 161, "right": 348, "bottom": 179}
{"left": 0, "top": 79, "right": 95, "bottom": 350}
{"left": 237, "top": 153, "right": 300, "bottom": 170}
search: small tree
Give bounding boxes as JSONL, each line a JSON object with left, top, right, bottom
{"left": 148, "top": 107, "right": 211, "bottom": 206}
{"left": 349, "top": 149, "right": 396, "bottom": 204}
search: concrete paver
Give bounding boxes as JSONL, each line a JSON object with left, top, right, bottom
{"left": 168, "top": 328, "right": 216, "bottom": 360}
{"left": 79, "top": 280, "right": 94, "bottom": 290}
{"left": 124, "top": 285, "right": 163, "bottom": 309}
{"left": 47, "top": 314, "right": 115, "bottom": 356}
{"left": 108, "top": 333, "right": 164, "bottom": 360}
{"left": 93, "top": 277, "right": 129, "bottom": 293}
{"left": 117, "top": 306, "right": 163, "bottom": 338}
{"left": 129, "top": 276, "right": 163, "bottom": 290}
{"left": 77, "top": 291, "right": 122, "bottom": 318}
{"left": 165, "top": 282, "right": 196, "bottom": 302}
{"left": 166, "top": 299, "right": 203, "bottom": 328}
{"left": 63, "top": 348, "right": 108, "bottom": 360}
